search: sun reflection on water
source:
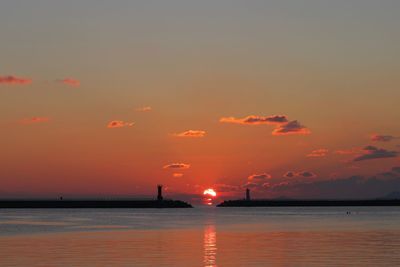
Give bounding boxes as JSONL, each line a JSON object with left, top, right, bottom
{"left": 203, "top": 224, "right": 217, "bottom": 267}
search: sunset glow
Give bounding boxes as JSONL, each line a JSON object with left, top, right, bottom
{"left": 203, "top": 189, "right": 217, "bottom": 198}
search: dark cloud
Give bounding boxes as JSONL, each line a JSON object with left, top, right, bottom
{"left": 353, "top": 146, "right": 398, "bottom": 161}
{"left": 272, "top": 120, "right": 311, "bottom": 136}
{"left": 371, "top": 134, "right": 397, "bottom": 142}
{"left": 283, "top": 171, "right": 316, "bottom": 178}
{"left": 283, "top": 171, "right": 296, "bottom": 178}
{"left": 220, "top": 115, "right": 288, "bottom": 125}
{"left": 298, "top": 171, "right": 317, "bottom": 178}
{"left": 270, "top": 174, "right": 400, "bottom": 199}
{"left": 392, "top": 167, "right": 400, "bottom": 173}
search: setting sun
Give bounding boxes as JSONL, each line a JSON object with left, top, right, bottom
{"left": 203, "top": 189, "right": 217, "bottom": 197}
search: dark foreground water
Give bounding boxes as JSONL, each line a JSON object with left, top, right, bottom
{"left": 1, "top": 207, "right": 400, "bottom": 266}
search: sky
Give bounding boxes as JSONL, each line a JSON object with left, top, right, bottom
{"left": 1, "top": 0, "right": 400, "bottom": 202}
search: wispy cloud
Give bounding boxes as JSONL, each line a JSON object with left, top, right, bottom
{"left": 283, "top": 171, "right": 296, "bottom": 178}
{"left": 0, "top": 75, "right": 32, "bottom": 85}
{"left": 335, "top": 148, "right": 360, "bottom": 155}
{"left": 243, "top": 173, "right": 272, "bottom": 190}
{"left": 283, "top": 171, "right": 317, "bottom": 178}
{"left": 136, "top": 106, "right": 152, "bottom": 112}
{"left": 220, "top": 115, "right": 288, "bottom": 125}
{"left": 353, "top": 146, "right": 398, "bottom": 161}
{"left": 173, "top": 173, "right": 184, "bottom": 178}
{"left": 174, "top": 130, "right": 206, "bottom": 138}
{"left": 307, "top": 149, "right": 328, "bottom": 157}
{"left": 20, "top": 117, "right": 50, "bottom": 124}
{"left": 371, "top": 134, "right": 397, "bottom": 142}
{"left": 58, "top": 78, "right": 80, "bottom": 87}
{"left": 163, "top": 163, "right": 190, "bottom": 169}
{"left": 248, "top": 173, "right": 272, "bottom": 181}
{"left": 272, "top": 120, "right": 311, "bottom": 136}
{"left": 107, "top": 120, "right": 134, "bottom": 128}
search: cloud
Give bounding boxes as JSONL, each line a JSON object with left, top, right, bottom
{"left": 136, "top": 106, "right": 152, "bottom": 112}
{"left": 370, "top": 134, "right": 397, "bottom": 142}
{"left": 270, "top": 171, "right": 400, "bottom": 199}
{"left": 163, "top": 163, "right": 190, "bottom": 170}
{"left": 353, "top": 146, "right": 398, "bottom": 162}
{"left": 107, "top": 120, "right": 134, "bottom": 128}
{"left": 173, "top": 173, "right": 184, "bottom": 178}
{"left": 58, "top": 78, "right": 80, "bottom": 87}
{"left": 283, "top": 171, "right": 296, "bottom": 178}
{"left": 307, "top": 149, "right": 328, "bottom": 157}
{"left": 243, "top": 173, "right": 272, "bottom": 190}
{"left": 20, "top": 117, "right": 50, "bottom": 124}
{"left": 220, "top": 115, "right": 288, "bottom": 125}
{"left": 0, "top": 75, "right": 31, "bottom": 85}
{"left": 379, "top": 166, "right": 400, "bottom": 178}
{"left": 174, "top": 130, "right": 206, "bottom": 138}
{"left": 248, "top": 173, "right": 272, "bottom": 181}
{"left": 298, "top": 171, "right": 317, "bottom": 178}
{"left": 335, "top": 148, "right": 359, "bottom": 155}
{"left": 272, "top": 120, "right": 311, "bottom": 136}
{"left": 283, "top": 171, "right": 317, "bottom": 178}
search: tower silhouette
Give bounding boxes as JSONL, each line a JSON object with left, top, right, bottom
{"left": 246, "top": 188, "right": 250, "bottom": 201}
{"left": 157, "top": 185, "right": 163, "bottom": 201}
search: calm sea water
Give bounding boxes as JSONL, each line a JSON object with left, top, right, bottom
{"left": 1, "top": 207, "right": 400, "bottom": 266}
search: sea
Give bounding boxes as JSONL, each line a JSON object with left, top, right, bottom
{"left": 1, "top": 206, "right": 400, "bottom": 266}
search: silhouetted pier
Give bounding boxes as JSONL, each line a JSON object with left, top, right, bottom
{"left": 0, "top": 185, "right": 192, "bottom": 209}
{"left": 217, "top": 189, "right": 400, "bottom": 207}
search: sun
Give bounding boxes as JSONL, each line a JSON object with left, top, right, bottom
{"left": 203, "top": 188, "right": 217, "bottom": 197}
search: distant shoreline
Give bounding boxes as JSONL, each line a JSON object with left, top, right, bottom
{"left": 217, "top": 199, "right": 400, "bottom": 207}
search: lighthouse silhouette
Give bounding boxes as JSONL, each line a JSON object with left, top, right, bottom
{"left": 157, "top": 185, "right": 163, "bottom": 201}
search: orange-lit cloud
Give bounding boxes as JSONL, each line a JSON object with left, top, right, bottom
{"left": 163, "top": 163, "right": 190, "bottom": 169}
{"left": 353, "top": 146, "right": 398, "bottom": 162}
{"left": 335, "top": 148, "right": 360, "bottom": 155}
{"left": 58, "top": 78, "right": 80, "bottom": 87}
{"left": 220, "top": 115, "right": 288, "bottom": 125}
{"left": 0, "top": 75, "right": 31, "bottom": 85}
{"left": 174, "top": 130, "right": 206, "bottom": 138}
{"left": 370, "top": 134, "right": 397, "bottom": 142}
{"left": 248, "top": 173, "right": 272, "bottom": 181}
{"left": 20, "top": 117, "right": 50, "bottom": 124}
{"left": 307, "top": 149, "right": 328, "bottom": 157}
{"left": 107, "top": 120, "right": 134, "bottom": 128}
{"left": 243, "top": 173, "right": 272, "bottom": 190}
{"left": 136, "top": 106, "right": 152, "bottom": 112}
{"left": 272, "top": 120, "right": 311, "bottom": 136}
{"left": 173, "top": 173, "right": 184, "bottom": 178}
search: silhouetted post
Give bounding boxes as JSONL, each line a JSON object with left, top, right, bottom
{"left": 246, "top": 188, "right": 250, "bottom": 201}
{"left": 157, "top": 185, "right": 163, "bottom": 201}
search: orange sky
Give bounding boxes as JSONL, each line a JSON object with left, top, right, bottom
{"left": 1, "top": 1, "right": 400, "bottom": 200}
